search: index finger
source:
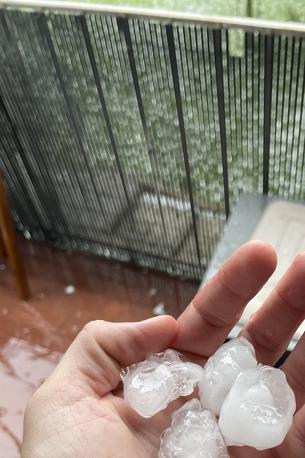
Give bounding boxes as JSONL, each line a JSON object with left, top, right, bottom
{"left": 173, "top": 241, "right": 277, "bottom": 358}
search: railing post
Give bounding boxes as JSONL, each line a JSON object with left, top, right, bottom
{"left": 117, "top": 16, "right": 174, "bottom": 261}
{"left": 165, "top": 24, "right": 201, "bottom": 268}
{"left": 37, "top": 13, "right": 109, "bottom": 225}
{"left": 77, "top": 16, "right": 132, "bottom": 210}
{"left": 213, "top": 29, "right": 230, "bottom": 219}
{"left": 263, "top": 35, "right": 274, "bottom": 195}
{"left": 0, "top": 94, "right": 46, "bottom": 234}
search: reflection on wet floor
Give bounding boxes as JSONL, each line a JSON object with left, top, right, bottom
{"left": 0, "top": 238, "right": 199, "bottom": 458}
{"left": 0, "top": 338, "right": 61, "bottom": 457}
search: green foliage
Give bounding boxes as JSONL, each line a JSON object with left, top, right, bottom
{"left": 77, "top": 0, "right": 305, "bottom": 23}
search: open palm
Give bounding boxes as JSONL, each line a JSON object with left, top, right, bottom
{"left": 22, "top": 241, "right": 305, "bottom": 458}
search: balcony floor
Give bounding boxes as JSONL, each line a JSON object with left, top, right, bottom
{"left": 0, "top": 238, "right": 198, "bottom": 458}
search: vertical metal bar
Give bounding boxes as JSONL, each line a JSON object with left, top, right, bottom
{"left": 45, "top": 14, "right": 110, "bottom": 243}
{"left": 251, "top": 33, "right": 255, "bottom": 177}
{"left": 247, "top": 0, "right": 253, "bottom": 17}
{"left": 207, "top": 32, "right": 218, "bottom": 143}
{"left": 298, "top": 46, "right": 305, "bottom": 199}
{"left": 271, "top": 36, "right": 281, "bottom": 193}
{"left": 283, "top": 38, "right": 295, "bottom": 186}
{"left": 0, "top": 136, "right": 37, "bottom": 231}
{"left": 201, "top": 29, "right": 224, "bottom": 236}
{"left": 278, "top": 38, "right": 288, "bottom": 194}
{"left": 78, "top": 16, "right": 134, "bottom": 212}
{"left": 289, "top": 39, "right": 302, "bottom": 174}
{"left": 263, "top": 34, "right": 274, "bottom": 195}
{"left": 144, "top": 23, "right": 187, "bottom": 266}
{"left": 160, "top": 24, "right": 198, "bottom": 272}
{"left": 85, "top": 16, "right": 144, "bottom": 250}
{"left": 37, "top": 14, "right": 109, "bottom": 225}
{"left": 130, "top": 20, "right": 174, "bottom": 265}
{"left": 6, "top": 11, "right": 79, "bottom": 237}
{"left": 192, "top": 28, "right": 213, "bottom": 259}
{"left": 34, "top": 16, "right": 100, "bottom": 242}
{"left": 0, "top": 11, "right": 71, "bottom": 238}
{"left": 0, "top": 93, "right": 48, "bottom": 235}
{"left": 189, "top": 27, "right": 214, "bottom": 258}
{"left": 238, "top": 57, "right": 244, "bottom": 190}
{"left": 295, "top": 39, "right": 305, "bottom": 198}
{"left": 117, "top": 18, "right": 149, "bottom": 150}
{"left": 165, "top": 24, "right": 201, "bottom": 267}
{"left": 81, "top": 15, "right": 156, "bottom": 259}
{"left": 245, "top": 33, "right": 250, "bottom": 189}
{"left": 0, "top": 11, "right": 62, "bottom": 233}
{"left": 212, "top": 29, "right": 230, "bottom": 219}
{"left": 231, "top": 57, "right": 239, "bottom": 186}
{"left": 225, "top": 31, "right": 234, "bottom": 187}
{"left": 285, "top": 38, "right": 302, "bottom": 197}
{"left": 200, "top": 30, "right": 215, "bottom": 155}
{"left": 207, "top": 29, "right": 227, "bottom": 230}
{"left": 116, "top": 16, "right": 173, "bottom": 260}
{"left": 290, "top": 39, "right": 302, "bottom": 198}
{"left": 195, "top": 29, "right": 216, "bottom": 226}
{"left": 96, "top": 16, "right": 158, "bottom": 257}
{"left": 179, "top": 28, "right": 208, "bottom": 262}
{"left": 257, "top": 34, "right": 263, "bottom": 185}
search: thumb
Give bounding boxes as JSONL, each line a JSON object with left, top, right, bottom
{"left": 42, "top": 316, "right": 178, "bottom": 397}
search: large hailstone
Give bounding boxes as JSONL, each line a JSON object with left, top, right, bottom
{"left": 199, "top": 337, "right": 257, "bottom": 415}
{"left": 159, "top": 399, "right": 229, "bottom": 458}
{"left": 219, "top": 365, "right": 296, "bottom": 450}
{"left": 121, "top": 349, "right": 203, "bottom": 418}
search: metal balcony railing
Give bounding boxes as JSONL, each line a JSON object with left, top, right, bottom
{"left": 1, "top": 1, "right": 305, "bottom": 279}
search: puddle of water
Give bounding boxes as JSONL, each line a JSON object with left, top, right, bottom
{"left": 0, "top": 338, "right": 61, "bottom": 457}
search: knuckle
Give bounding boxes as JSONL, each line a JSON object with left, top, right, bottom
{"left": 82, "top": 319, "right": 106, "bottom": 334}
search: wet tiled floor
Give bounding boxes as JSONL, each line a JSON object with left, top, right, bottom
{"left": 0, "top": 238, "right": 199, "bottom": 458}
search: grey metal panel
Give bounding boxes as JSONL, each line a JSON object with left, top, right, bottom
{"left": 201, "top": 193, "right": 274, "bottom": 286}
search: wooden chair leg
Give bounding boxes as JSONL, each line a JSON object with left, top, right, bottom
{"left": 0, "top": 233, "right": 7, "bottom": 259}
{"left": 0, "top": 170, "right": 30, "bottom": 300}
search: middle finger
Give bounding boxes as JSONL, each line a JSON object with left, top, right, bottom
{"left": 240, "top": 252, "right": 305, "bottom": 365}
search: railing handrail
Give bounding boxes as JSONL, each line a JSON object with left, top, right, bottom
{"left": 1, "top": 0, "right": 305, "bottom": 37}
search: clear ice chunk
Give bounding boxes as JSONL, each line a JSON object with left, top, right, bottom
{"left": 219, "top": 365, "right": 296, "bottom": 450}
{"left": 199, "top": 337, "right": 257, "bottom": 415}
{"left": 159, "top": 399, "right": 229, "bottom": 458}
{"left": 122, "top": 349, "right": 203, "bottom": 418}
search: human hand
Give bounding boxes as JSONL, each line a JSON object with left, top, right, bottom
{"left": 22, "top": 241, "right": 305, "bottom": 457}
